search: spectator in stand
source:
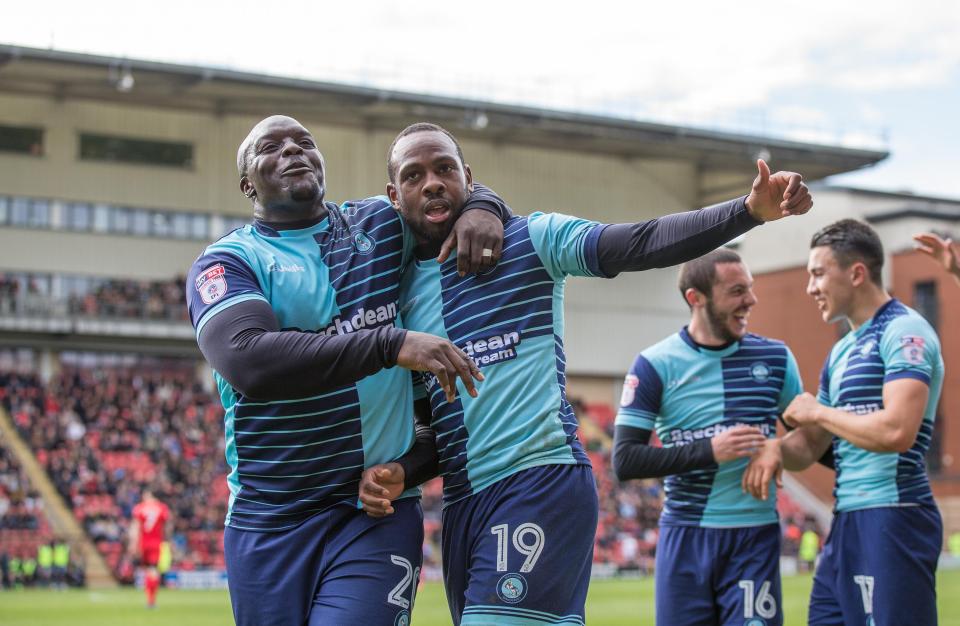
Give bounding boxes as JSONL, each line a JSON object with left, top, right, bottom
{"left": 128, "top": 488, "right": 171, "bottom": 609}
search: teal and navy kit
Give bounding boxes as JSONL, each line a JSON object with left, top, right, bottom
{"left": 809, "top": 298, "right": 943, "bottom": 626}
{"left": 615, "top": 329, "right": 802, "bottom": 626}
{"left": 186, "top": 189, "right": 508, "bottom": 626}
{"left": 615, "top": 329, "right": 803, "bottom": 528}
{"left": 398, "top": 195, "right": 763, "bottom": 626}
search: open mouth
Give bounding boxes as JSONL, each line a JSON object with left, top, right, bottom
{"left": 423, "top": 199, "right": 451, "bottom": 224}
{"left": 282, "top": 163, "right": 314, "bottom": 177}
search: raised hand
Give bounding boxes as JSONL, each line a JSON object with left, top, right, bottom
{"left": 745, "top": 159, "right": 814, "bottom": 222}
{"left": 396, "top": 331, "right": 483, "bottom": 403}
{"left": 711, "top": 424, "right": 768, "bottom": 463}
{"left": 438, "top": 209, "right": 503, "bottom": 276}
{"left": 359, "top": 463, "right": 405, "bottom": 517}
{"left": 913, "top": 232, "right": 960, "bottom": 280}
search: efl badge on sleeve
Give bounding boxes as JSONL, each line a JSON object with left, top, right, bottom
{"left": 620, "top": 374, "right": 639, "bottom": 407}
{"left": 196, "top": 264, "right": 228, "bottom": 305}
{"left": 900, "top": 335, "right": 926, "bottom": 365}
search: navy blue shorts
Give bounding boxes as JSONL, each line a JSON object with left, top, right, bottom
{"left": 809, "top": 505, "right": 942, "bottom": 626}
{"left": 655, "top": 523, "right": 782, "bottom": 626}
{"left": 441, "top": 464, "right": 598, "bottom": 625}
{"left": 224, "top": 498, "right": 423, "bottom": 626}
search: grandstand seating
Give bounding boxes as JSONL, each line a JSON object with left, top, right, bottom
{"left": 2, "top": 356, "right": 822, "bottom": 585}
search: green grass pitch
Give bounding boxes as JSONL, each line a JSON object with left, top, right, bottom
{"left": 2, "top": 570, "right": 958, "bottom": 625}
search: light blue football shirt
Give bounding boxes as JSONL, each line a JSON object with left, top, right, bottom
{"left": 187, "top": 197, "right": 418, "bottom": 531}
{"left": 818, "top": 298, "right": 943, "bottom": 512}
{"left": 398, "top": 213, "right": 606, "bottom": 506}
{"left": 615, "top": 329, "right": 803, "bottom": 527}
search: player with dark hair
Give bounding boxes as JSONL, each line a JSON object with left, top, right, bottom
{"left": 186, "top": 115, "right": 513, "bottom": 625}
{"left": 612, "top": 249, "right": 802, "bottom": 626}
{"left": 744, "top": 218, "right": 944, "bottom": 626}
{"left": 127, "top": 489, "right": 171, "bottom": 609}
{"left": 359, "top": 122, "right": 813, "bottom": 625}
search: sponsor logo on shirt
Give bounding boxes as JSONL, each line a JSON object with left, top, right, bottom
{"left": 267, "top": 262, "right": 306, "bottom": 273}
{"left": 318, "top": 302, "right": 398, "bottom": 336}
{"left": 195, "top": 264, "right": 227, "bottom": 305}
{"left": 839, "top": 402, "right": 881, "bottom": 415}
{"left": 900, "top": 335, "right": 926, "bottom": 365}
{"left": 460, "top": 330, "right": 520, "bottom": 367}
{"left": 667, "top": 422, "right": 775, "bottom": 446}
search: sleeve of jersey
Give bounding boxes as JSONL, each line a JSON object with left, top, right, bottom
{"left": 880, "top": 315, "right": 939, "bottom": 386}
{"left": 186, "top": 251, "right": 266, "bottom": 337}
{"left": 614, "top": 354, "right": 662, "bottom": 431}
{"left": 526, "top": 211, "right": 608, "bottom": 280}
{"left": 777, "top": 347, "right": 804, "bottom": 412}
{"left": 816, "top": 354, "right": 832, "bottom": 406}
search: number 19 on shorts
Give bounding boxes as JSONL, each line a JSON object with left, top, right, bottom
{"left": 491, "top": 523, "right": 545, "bottom": 573}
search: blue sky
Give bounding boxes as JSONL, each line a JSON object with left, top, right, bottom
{"left": 2, "top": 0, "right": 958, "bottom": 197}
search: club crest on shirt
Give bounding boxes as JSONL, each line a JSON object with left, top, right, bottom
{"left": 750, "top": 361, "right": 771, "bottom": 383}
{"left": 743, "top": 619, "right": 767, "bottom": 626}
{"left": 394, "top": 611, "right": 410, "bottom": 626}
{"left": 900, "top": 335, "right": 925, "bottom": 365}
{"left": 351, "top": 228, "right": 376, "bottom": 255}
{"left": 620, "top": 374, "right": 639, "bottom": 407}
{"left": 496, "top": 573, "right": 528, "bottom": 604}
{"left": 195, "top": 264, "right": 227, "bottom": 305}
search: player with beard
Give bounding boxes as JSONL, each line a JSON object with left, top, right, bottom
{"left": 358, "top": 123, "right": 812, "bottom": 626}
{"left": 612, "top": 249, "right": 803, "bottom": 626}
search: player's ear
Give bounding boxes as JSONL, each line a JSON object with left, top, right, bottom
{"left": 464, "top": 163, "right": 474, "bottom": 192}
{"left": 386, "top": 182, "right": 400, "bottom": 210}
{"left": 240, "top": 177, "right": 256, "bottom": 200}
{"left": 849, "top": 261, "right": 868, "bottom": 287}
{"left": 683, "top": 288, "right": 703, "bottom": 309}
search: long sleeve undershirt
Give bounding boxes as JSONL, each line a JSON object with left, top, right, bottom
{"left": 596, "top": 196, "right": 760, "bottom": 276}
{"left": 612, "top": 425, "right": 717, "bottom": 481}
{"left": 397, "top": 399, "right": 440, "bottom": 489}
{"left": 195, "top": 186, "right": 512, "bottom": 401}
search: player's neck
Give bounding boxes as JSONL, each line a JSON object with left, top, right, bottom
{"left": 254, "top": 200, "right": 328, "bottom": 225}
{"left": 686, "top": 319, "right": 734, "bottom": 348}
{"left": 846, "top": 287, "right": 892, "bottom": 331}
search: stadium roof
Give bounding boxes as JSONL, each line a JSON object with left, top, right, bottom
{"left": 0, "top": 43, "right": 888, "bottom": 186}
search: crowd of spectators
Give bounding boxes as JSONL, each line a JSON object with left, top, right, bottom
{"left": 1, "top": 361, "right": 227, "bottom": 581}
{"left": 2, "top": 356, "right": 823, "bottom": 584}
{"left": 0, "top": 273, "right": 187, "bottom": 322}
{"left": 66, "top": 277, "right": 187, "bottom": 321}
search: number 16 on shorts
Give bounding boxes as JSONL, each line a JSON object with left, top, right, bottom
{"left": 739, "top": 579, "right": 778, "bottom": 623}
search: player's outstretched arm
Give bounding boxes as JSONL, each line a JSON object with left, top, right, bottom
{"left": 784, "top": 382, "right": 928, "bottom": 454}
{"left": 913, "top": 232, "right": 960, "bottom": 286}
{"left": 612, "top": 424, "right": 765, "bottom": 481}
{"left": 198, "top": 300, "right": 481, "bottom": 402}
{"left": 594, "top": 160, "right": 812, "bottom": 276}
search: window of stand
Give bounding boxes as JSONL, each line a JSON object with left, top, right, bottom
{"left": 0, "top": 124, "right": 44, "bottom": 156}
{"left": 79, "top": 133, "right": 193, "bottom": 169}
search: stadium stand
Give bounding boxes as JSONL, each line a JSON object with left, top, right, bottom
{"left": 1, "top": 339, "right": 824, "bottom": 586}
{"left": 1, "top": 356, "right": 227, "bottom": 582}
